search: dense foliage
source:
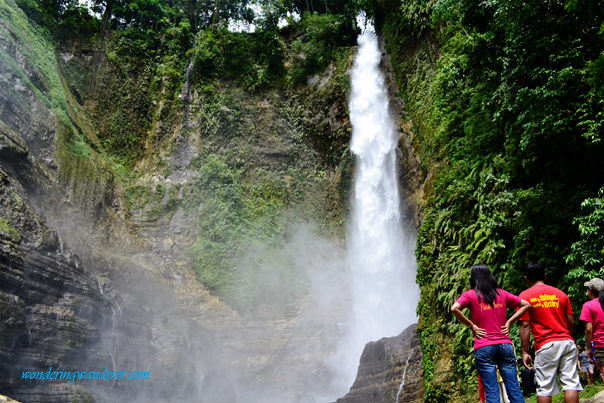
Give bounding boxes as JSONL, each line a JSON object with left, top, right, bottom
{"left": 565, "top": 188, "right": 604, "bottom": 309}
{"left": 15, "top": 0, "right": 356, "bottom": 317}
{"left": 14, "top": 0, "right": 604, "bottom": 396}
{"left": 16, "top": 0, "right": 362, "bottom": 36}
{"left": 180, "top": 51, "right": 353, "bottom": 314}
{"left": 187, "top": 153, "right": 309, "bottom": 315}
{"left": 18, "top": 0, "right": 358, "bottom": 160}
{"left": 374, "top": 0, "right": 603, "bottom": 400}
{"left": 15, "top": 0, "right": 99, "bottom": 33}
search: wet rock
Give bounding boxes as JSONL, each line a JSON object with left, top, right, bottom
{"left": 335, "top": 324, "right": 424, "bottom": 403}
{"left": 0, "top": 4, "right": 426, "bottom": 402}
{"left": 378, "top": 35, "right": 425, "bottom": 228}
{"left": 0, "top": 120, "right": 27, "bottom": 161}
{"left": 0, "top": 7, "right": 235, "bottom": 402}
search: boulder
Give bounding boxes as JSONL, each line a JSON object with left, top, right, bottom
{"left": 335, "top": 324, "right": 424, "bottom": 403}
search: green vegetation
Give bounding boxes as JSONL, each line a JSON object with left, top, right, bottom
{"left": 64, "top": 321, "right": 85, "bottom": 349}
{"left": 17, "top": 1, "right": 604, "bottom": 401}
{"left": 190, "top": 13, "right": 356, "bottom": 89}
{"left": 0, "top": 0, "right": 72, "bottom": 130}
{"left": 16, "top": 0, "right": 99, "bottom": 36}
{"left": 0, "top": 219, "right": 21, "bottom": 244}
{"left": 188, "top": 154, "right": 307, "bottom": 315}
{"left": 18, "top": 0, "right": 359, "bottom": 318}
{"left": 286, "top": 13, "right": 356, "bottom": 84}
{"left": 1, "top": 0, "right": 123, "bottom": 220}
{"left": 124, "top": 185, "right": 153, "bottom": 209}
{"left": 526, "top": 384, "right": 603, "bottom": 403}
{"left": 565, "top": 188, "right": 604, "bottom": 307}
{"left": 181, "top": 78, "right": 352, "bottom": 315}
{"left": 91, "top": 19, "right": 193, "bottom": 162}
{"left": 372, "top": 0, "right": 604, "bottom": 400}
{"left": 193, "top": 28, "right": 285, "bottom": 91}
{"left": 71, "top": 391, "right": 95, "bottom": 403}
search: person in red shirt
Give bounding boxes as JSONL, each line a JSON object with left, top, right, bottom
{"left": 452, "top": 264, "right": 531, "bottom": 403}
{"left": 579, "top": 278, "right": 604, "bottom": 383}
{"left": 478, "top": 373, "right": 486, "bottom": 403}
{"left": 519, "top": 262, "right": 582, "bottom": 403}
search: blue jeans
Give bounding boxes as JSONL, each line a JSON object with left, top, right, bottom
{"left": 475, "top": 344, "right": 525, "bottom": 403}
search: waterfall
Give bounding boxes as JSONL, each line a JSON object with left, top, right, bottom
{"left": 342, "top": 31, "right": 419, "bottom": 388}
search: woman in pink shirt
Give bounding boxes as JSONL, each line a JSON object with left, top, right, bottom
{"left": 580, "top": 278, "right": 604, "bottom": 383}
{"left": 451, "top": 264, "right": 531, "bottom": 403}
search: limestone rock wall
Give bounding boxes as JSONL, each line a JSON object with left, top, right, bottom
{"left": 0, "top": 2, "right": 425, "bottom": 401}
{"left": 335, "top": 324, "right": 424, "bottom": 403}
{"left": 0, "top": 5, "right": 352, "bottom": 401}
{"left": 378, "top": 36, "right": 425, "bottom": 229}
{"left": 0, "top": 118, "right": 237, "bottom": 403}
{"left": 0, "top": 4, "right": 237, "bottom": 401}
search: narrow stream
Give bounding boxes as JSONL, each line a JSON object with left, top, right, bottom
{"left": 396, "top": 350, "right": 413, "bottom": 403}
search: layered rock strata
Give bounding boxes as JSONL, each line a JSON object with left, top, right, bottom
{"left": 0, "top": 3, "right": 425, "bottom": 402}
{"left": 335, "top": 324, "right": 424, "bottom": 403}
{"left": 0, "top": 118, "right": 237, "bottom": 403}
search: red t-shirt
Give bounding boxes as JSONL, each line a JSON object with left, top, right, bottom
{"left": 455, "top": 288, "right": 523, "bottom": 350}
{"left": 580, "top": 298, "right": 604, "bottom": 348}
{"left": 518, "top": 284, "right": 573, "bottom": 351}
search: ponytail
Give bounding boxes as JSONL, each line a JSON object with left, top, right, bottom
{"left": 470, "top": 264, "right": 500, "bottom": 308}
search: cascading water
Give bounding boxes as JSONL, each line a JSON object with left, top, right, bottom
{"left": 340, "top": 31, "right": 419, "bottom": 389}
{"left": 396, "top": 349, "right": 414, "bottom": 403}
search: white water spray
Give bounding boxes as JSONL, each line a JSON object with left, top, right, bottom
{"left": 340, "top": 31, "right": 419, "bottom": 389}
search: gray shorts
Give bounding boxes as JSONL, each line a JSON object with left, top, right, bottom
{"left": 580, "top": 363, "right": 594, "bottom": 373}
{"left": 535, "top": 340, "right": 583, "bottom": 396}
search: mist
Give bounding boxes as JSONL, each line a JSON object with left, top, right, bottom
{"left": 0, "top": 3, "right": 420, "bottom": 401}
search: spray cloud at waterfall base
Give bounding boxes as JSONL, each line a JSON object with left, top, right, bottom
{"left": 80, "top": 33, "right": 419, "bottom": 403}
{"left": 0, "top": 2, "right": 422, "bottom": 400}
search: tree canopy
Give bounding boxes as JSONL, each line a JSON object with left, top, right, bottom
{"left": 17, "top": 0, "right": 363, "bottom": 36}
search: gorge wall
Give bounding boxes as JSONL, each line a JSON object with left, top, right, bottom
{"left": 372, "top": 0, "right": 604, "bottom": 400}
{"left": 0, "top": 2, "right": 426, "bottom": 402}
{"left": 335, "top": 324, "right": 424, "bottom": 403}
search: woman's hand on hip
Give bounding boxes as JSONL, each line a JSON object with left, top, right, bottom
{"left": 471, "top": 324, "right": 486, "bottom": 339}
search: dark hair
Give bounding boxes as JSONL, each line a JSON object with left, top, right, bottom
{"left": 525, "top": 261, "right": 546, "bottom": 282}
{"left": 470, "top": 264, "right": 500, "bottom": 308}
{"left": 586, "top": 286, "right": 604, "bottom": 313}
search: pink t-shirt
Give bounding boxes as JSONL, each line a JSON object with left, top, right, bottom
{"left": 580, "top": 298, "right": 604, "bottom": 348}
{"left": 456, "top": 288, "right": 523, "bottom": 350}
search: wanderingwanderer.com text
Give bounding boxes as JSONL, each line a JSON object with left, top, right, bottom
{"left": 21, "top": 367, "right": 149, "bottom": 384}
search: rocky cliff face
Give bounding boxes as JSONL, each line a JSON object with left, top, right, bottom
{"left": 0, "top": 2, "right": 425, "bottom": 402}
{"left": 335, "top": 324, "right": 424, "bottom": 403}
{"left": 378, "top": 36, "right": 424, "bottom": 229}
{"left": 0, "top": 85, "right": 236, "bottom": 403}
